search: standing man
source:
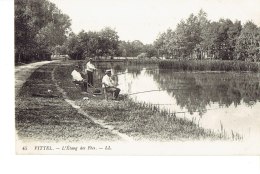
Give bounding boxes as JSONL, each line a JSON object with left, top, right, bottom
{"left": 102, "top": 69, "right": 120, "bottom": 100}
{"left": 85, "top": 58, "right": 96, "bottom": 87}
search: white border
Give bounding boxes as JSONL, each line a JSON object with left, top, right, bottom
{"left": 1, "top": 0, "right": 259, "bottom": 174}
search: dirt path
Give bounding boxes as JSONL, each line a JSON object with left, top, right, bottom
{"left": 15, "top": 61, "right": 58, "bottom": 97}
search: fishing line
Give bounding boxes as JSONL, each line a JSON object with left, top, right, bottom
{"left": 153, "top": 106, "right": 222, "bottom": 114}
{"left": 126, "top": 88, "right": 196, "bottom": 96}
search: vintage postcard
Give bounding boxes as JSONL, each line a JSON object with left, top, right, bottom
{"left": 15, "top": 0, "right": 260, "bottom": 155}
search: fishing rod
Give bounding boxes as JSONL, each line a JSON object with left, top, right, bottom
{"left": 125, "top": 87, "right": 197, "bottom": 96}
{"left": 149, "top": 103, "right": 223, "bottom": 111}
{"left": 151, "top": 105, "right": 222, "bottom": 113}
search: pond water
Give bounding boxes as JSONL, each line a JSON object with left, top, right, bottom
{"left": 96, "top": 62, "right": 260, "bottom": 140}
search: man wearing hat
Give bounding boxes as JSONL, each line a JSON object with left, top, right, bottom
{"left": 85, "top": 58, "right": 96, "bottom": 87}
{"left": 102, "top": 69, "right": 120, "bottom": 100}
{"left": 71, "top": 65, "right": 88, "bottom": 92}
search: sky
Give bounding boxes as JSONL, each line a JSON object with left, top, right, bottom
{"left": 50, "top": 0, "right": 260, "bottom": 44}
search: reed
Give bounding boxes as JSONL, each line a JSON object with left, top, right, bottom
{"left": 132, "top": 100, "right": 243, "bottom": 140}
{"left": 158, "top": 59, "right": 260, "bottom": 72}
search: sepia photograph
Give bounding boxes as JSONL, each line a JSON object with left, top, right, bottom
{"left": 14, "top": 0, "right": 260, "bottom": 155}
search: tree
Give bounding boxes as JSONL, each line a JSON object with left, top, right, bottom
{"left": 85, "top": 31, "right": 100, "bottom": 58}
{"left": 62, "top": 27, "right": 120, "bottom": 60}
{"left": 117, "top": 41, "right": 128, "bottom": 57}
{"left": 144, "top": 44, "right": 157, "bottom": 58}
{"left": 15, "top": 0, "right": 71, "bottom": 63}
{"left": 235, "top": 21, "right": 260, "bottom": 61}
{"left": 64, "top": 32, "right": 82, "bottom": 60}
{"left": 131, "top": 40, "right": 144, "bottom": 57}
{"left": 197, "top": 9, "right": 210, "bottom": 59}
{"left": 227, "top": 21, "right": 242, "bottom": 60}
{"left": 99, "top": 27, "right": 119, "bottom": 58}
{"left": 15, "top": 0, "right": 36, "bottom": 62}
{"left": 117, "top": 40, "right": 145, "bottom": 57}
{"left": 153, "top": 9, "right": 256, "bottom": 61}
{"left": 200, "top": 21, "right": 220, "bottom": 59}
{"left": 173, "top": 14, "right": 202, "bottom": 59}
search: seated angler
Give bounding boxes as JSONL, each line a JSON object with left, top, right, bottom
{"left": 102, "top": 69, "right": 120, "bottom": 100}
{"left": 71, "top": 65, "right": 88, "bottom": 92}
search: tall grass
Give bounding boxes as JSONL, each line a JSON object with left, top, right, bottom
{"left": 136, "top": 100, "right": 243, "bottom": 140}
{"left": 127, "top": 59, "right": 260, "bottom": 72}
{"left": 159, "top": 60, "right": 260, "bottom": 72}
{"left": 78, "top": 97, "right": 228, "bottom": 141}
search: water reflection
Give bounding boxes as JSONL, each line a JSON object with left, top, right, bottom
{"left": 151, "top": 70, "right": 260, "bottom": 115}
{"left": 98, "top": 63, "right": 260, "bottom": 139}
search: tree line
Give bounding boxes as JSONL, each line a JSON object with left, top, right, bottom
{"left": 15, "top": 0, "right": 152, "bottom": 62}
{"left": 15, "top": 2, "right": 260, "bottom": 62}
{"left": 154, "top": 10, "right": 260, "bottom": 61}
{"left": 62, "top": 29, "right": 157, "bottom": 60}
{"left": 15, "top": 0, "right": 71, "bottom": 63}
{"left": 62, "top": 28, "right": 119, "bottom": 60}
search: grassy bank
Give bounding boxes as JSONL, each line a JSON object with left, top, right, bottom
{"left": 16, "top": 62, "right": 120, "bottom": 142}
{"left": 76, "top": 99, "right": 228, "bottom": 141}
{"left": 55, "top": 61, "right": 227, "bottom": 141}
{"left": 128, "top": 59, "right": 260, "bottom": 72}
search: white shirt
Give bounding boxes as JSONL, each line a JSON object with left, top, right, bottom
{"left": 102, "top": 74, "right": 114, "bottom": 88}
{"left": 86, "top": 62, "right": 96, "bottom": 72}
{"left": 71, "top": 70, "right": 83, "bottom": 81}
